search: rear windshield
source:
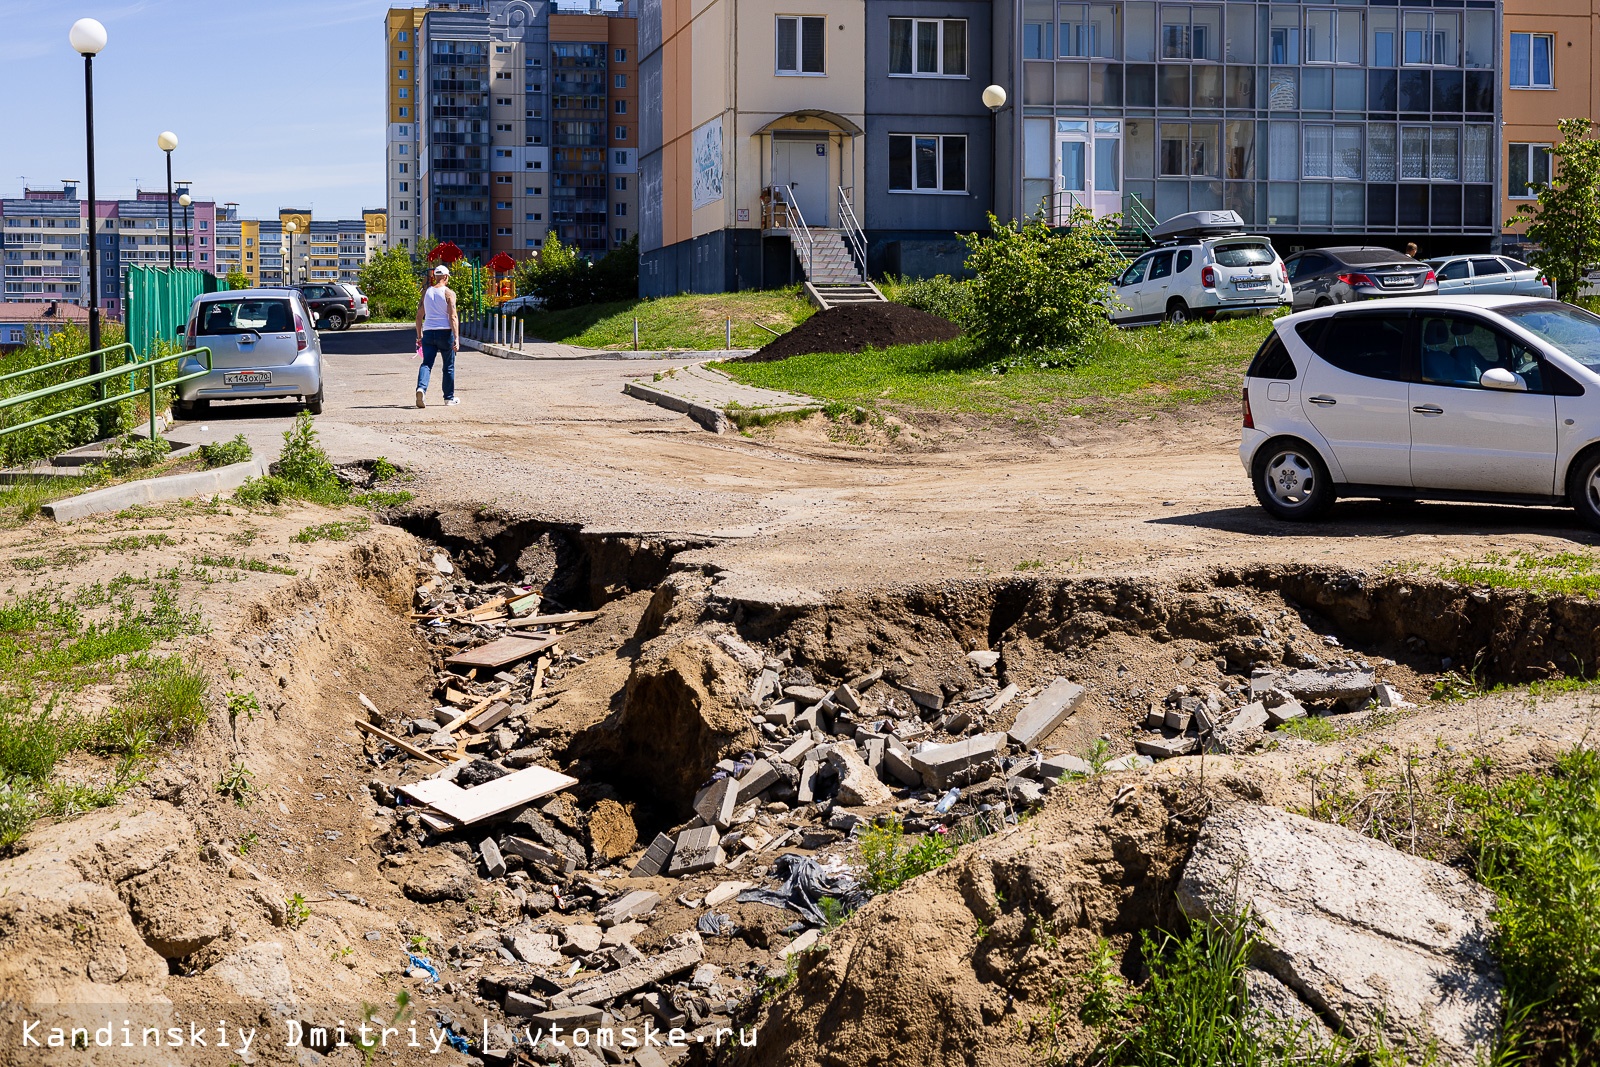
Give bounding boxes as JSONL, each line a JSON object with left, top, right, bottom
{"left": 1500, "top": 302, "right": 1600, "bottom": 370}
{"left": 197, "top": 299, "right": 293, "bottom": 335}
{"left": 1337, "top": 248, "right": 1415, "bottom": 266}
{"left": 1214, "top": 242, "right": 1274, "bottom": 267}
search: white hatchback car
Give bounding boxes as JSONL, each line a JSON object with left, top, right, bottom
{"left": 1111, "top": 210, "right": 1292, "bottom": 325}
{"left": 1241, "top": 295, "right": 1600, "bottom": 528}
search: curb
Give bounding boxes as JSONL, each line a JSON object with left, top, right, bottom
{"left": 42, "top": 458, "right": 270, "bottom": 523}
{"left": 462, "top": 337, "right": 759, "bottom": 362}
{"left": 622, "top": 380, "right": 731, "bottom": 434}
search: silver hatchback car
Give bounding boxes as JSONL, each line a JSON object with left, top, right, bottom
{"left": 1428, "top": 255, "right": 1554, "bottom": 299}
{"left": 176, "top": 289, "right": 325, "bottom": 416}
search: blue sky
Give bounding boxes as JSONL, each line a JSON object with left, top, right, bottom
{"left": 0, "top": 0, "right": 390, "bottom": 220}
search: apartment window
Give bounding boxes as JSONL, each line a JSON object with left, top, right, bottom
{"left": 497, "top": 123, "right": 513, "bottom": 132}
{"left": 399, "top": 107, "right": 410, "bottom": 117}
{"left": 1305, "top": 9, "right": 1362, "bottom": 64}
{"left": 614, "top": 151, "right": 629, "bottom": 165}
{"left": 615, "top": 228, "right": 629, "bottom": 243}
{"left": 615, "top": 177, "right": 628, "bottom": 191}
{"left": 398, "top": 31, "right": 408, "bottom": 42}
{"left": 527, "top": 212, "right": 544, "bottom": 221}
{"left": 497, "top": 227, "right": 512, "bottom": 236}
{"left": 614, "top": 203, "right": 628, "bottom": 216}
{"left": 528, "top": 186, "right": 543, "bottom": 195}
{"left": 398, "top": 69, "right": 408, "bottom": 79}
{"left": 399, "top": 182, "right": 410, "bottom": 191}
{"left": 497, "top": 201, "right": 512, "bottom": 210}
{"left": 496, "top": 176, "right": 512, "bottom": 184}
{"left": 398, "top": 49, "right": 408, "bottom": 60}
{"left": 1302, "top": 124, "right": 1363, "bottom": 179}
{"left": 614, "top": 74, "right": 627, "bottom": 88}
{"left": 245, "top": 237, "right": 254, "bottom": 247}
{"left": 615, "top": 48, "right": 627, "bottom": 62}
{"left": 398, "top": 144, "right": 409, "bottom": 155}
{"left": 1161, "top": 6, "right": 1221, "bottom": 62}
{"left": 1056, "top": 5, "right": 1117, "bottom": 59}
{"left": 1508, "top": 142, "right": 1552, "bottom": 197}
{"left": 615, "top": 100, "right": 628, "bottom": 114}
{"left": 888, "top": 134, "right": 967, "bottom": 192}
{"left": 400, "top": 201, "right": 410, "bottom": 211}
{"left": 399, "top": 163, "right": 409, "bottom": 173}
{"left": 1510, "top": 33, "right": 1554, "bottom": 88}
{"left": 496, "top": 71, "right": 512, "bottom": 80}
{"left": 615, "top": 126, "right": 628, "bottom": 139}
{"left": 496, "top": 45, "right": 508, "bottom": 53}
{"left": 399, "top": 220, "right": 409, "bottom": 230}
{"left": 888, "top": 19, "right": 968, "bottom": 76}
{"left": 776, "top": 16, "right": 826, "bottom": 74}
{"left": 1402, "top": 11, "right": 1458, "bottom": 66}
{"left": 497, "top": 97, "right": 512, "bottom": 105}
{"left": 1159, "top": 122, "right": 1220, "bottom": 176}
{"left": 398, "top": 88, "right": 410, "bottom": 99}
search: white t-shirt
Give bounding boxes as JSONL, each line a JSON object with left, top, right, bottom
{"left": 422, "top": 284, "right": 453, "bottom": 330}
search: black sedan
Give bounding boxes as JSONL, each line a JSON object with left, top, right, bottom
{"left": 1282, "top": 246, "right": 1439, "bottom": 311}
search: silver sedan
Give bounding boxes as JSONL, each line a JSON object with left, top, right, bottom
{"left": 1428, "top": 255, "right": 1555, "bottom": 299}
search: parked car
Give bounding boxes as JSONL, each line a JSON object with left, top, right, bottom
{"left": 1428, "top": 255, "right": 1554, "bottom": 299}
{"left": 177, "top": 289, "right": 324, "bottom": 416}
{"left": 1282, "top": 247, "right": 1437, "bottom": 310}
{"left": 1110, "top": 210, "right": 1291, "bottom": 325}
{"left": 296, "top": 283, "right": 359, "bottom": 330}
{"left": 498, "top": 295, "right": 542, "bottom": 314}
{"left": 340, "top": 282, "right": 372, "bottom": 322}
{"left": 1240, "top": 295, "right": 1600, "bottom": 527}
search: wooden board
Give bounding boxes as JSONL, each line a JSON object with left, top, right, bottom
{"left": 398, "top": 764, "right": 578, "bottom": 825}
{"left": 442, "top": 686, "right": 512, "bottom": 733}
{"left": 445, "top": 633, "right": 560, "bottom": 670}
{"left": 501, "top": 611, "right": 601, "bottom": 630}
{"left": 353, "top": 720, "right": 447, "bottom": 766}
{"left": 464, "top": 700, "right": 516, "bottom": 734}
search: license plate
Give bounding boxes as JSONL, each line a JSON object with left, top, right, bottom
{"left": 1382, "top": 275, "right": 1410, "bottom": 286}
{"left": 224, "top": 371, "right": 272, "bottom": 386}
{"left": 1235, "top": 276, "right": 1267, "bottom": 290}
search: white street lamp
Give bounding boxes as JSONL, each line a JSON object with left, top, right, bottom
{"left": 69, "top": 18, "right": 107, "bottom": 56}
{"left": 982, "top": 85, "right": 1010, "bottom": 221}
{"left": 157, "top": 132, "right": 179, "bottom": 269}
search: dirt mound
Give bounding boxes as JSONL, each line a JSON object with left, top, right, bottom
{"left": 740, "top": 302, "right": 961, "bottom": 362}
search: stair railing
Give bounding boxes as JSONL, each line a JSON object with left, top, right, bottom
{"left": 1064, "top": 191, "right": 1129, "bottom": 263}
{"left": 837, "top": 186, "right": 868, "bottom": 283}
{"left": 1121, "top": 192, "right": 1158, "bottom": 240}
{"left": 779, "top": 185, "right": 816, "bottom": 280}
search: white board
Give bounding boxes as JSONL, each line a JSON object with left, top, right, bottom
{"left": 399, "top": 764, "right": 578, "bottom": 825}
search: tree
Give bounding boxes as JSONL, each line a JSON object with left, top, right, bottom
{"left": 358, "top": 246, "right": 422, "bottom": 320}
{"left": 960, "top": 210, "right": 1124, "bottom": 362}
{"left": 515, "top": 234, "right": 638, "bottom": 311}
{"left": 224, "top": 268, "right": 250, "bottom": 292}
{"left": 1507, "top": 118, "right": 1600, "bottom": 302}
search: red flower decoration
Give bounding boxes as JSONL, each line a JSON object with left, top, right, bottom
{"left": 428, "top": 242, "right": 465, "bottom": 265}
{"left": 487, "top": 253, "right": 517, "bottom": 273}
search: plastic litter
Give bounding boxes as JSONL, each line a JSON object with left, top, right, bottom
{"left": 696, "top": 912, "right": 735, "bottom": 937}
{"left": 736, "top": 853, "right": 865, "bottom": 924}
{"left": 407, "top": 954, "right": 440, "bottom": 983}
{"left": 935, "top": 787, "right": 961, "bottom": 814}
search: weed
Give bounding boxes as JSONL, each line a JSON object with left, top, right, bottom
{"left": 293, "top": 518, "right": 370, "bottom": 544}
{"left": 84, "top": 655, "right": 209, "bottom": 754}
{"left": 196, "top": 554, "right": 296, "bottom": 576}
{"left": 97, "top": 435, "right": 171, "bottom": 477}
{"left": 226, "top": 690, "right": 259, "bottom": 736}
{"left": 856, "top": 814, "right": 958, "bottom": 895}
{"left": 331, "top": 945, "right": 354, "bottom": 963}
{"left": 407, "top": 934, "right": 430, "bottom": 954}
{"left": 371, "top": 457, "right": 400, "bottom": 482}
{"left": 237, "top": 832, "right": 258, "bottom": 856}
{"left": 285, "top": 893, "right": 311, "bottom": 928}
{"left": 1280, "top": 715, "right": 1340, "bottom": 742}
{"left": 236, "top": 413, "right": 346, "bottom": 507}
{"left": 198, "top": 434, "right": 253, "bottom": 469}
{"left": 723, "top": 403, "right": 819, "bottom": 431}
{"left": 1016, "top": 559, "right": 1045, "bottom": 571}
{"left": 215, "top": 761, "right": 255, "bottom": 806}
{"left": 1434, "top": 548, "right": 1600, "bottom": 598}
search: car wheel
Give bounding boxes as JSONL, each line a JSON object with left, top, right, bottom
{"left": 1252, "top": 439, "right": 1335, "bottom": 521}
{"left": 306, "top": 386, "right": 325, "bottom": 416}
{"left": 1165, "top": 298, "right": 1191, "bottom": 324}
{"left": 325, "top": 311, "right": 346, "bottom": 331}
{"left": 1314, "top": 297, "right": 1333, "bottom": 308}
{"left": 1567, "top": 450, "right": 1600, "bottom": 531}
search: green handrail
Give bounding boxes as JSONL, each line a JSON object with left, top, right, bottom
{"left": 1122, "top": 193, "right": 1158, "bottom": 238}
{"left": 1065, "top": 192, "right": 1131, "bottom": 263}
{"left": 0, "top": 343, "right": 214, "bottom": 445}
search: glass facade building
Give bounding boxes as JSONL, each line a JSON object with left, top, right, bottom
{"left": 1017, "top": 0, "right": 1499, "bottom": 241}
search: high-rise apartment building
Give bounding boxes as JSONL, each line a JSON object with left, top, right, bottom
{"left": 2, "top": 184, "right": 87, "bottom": 306}
{"left": 387, "top": 0, "right": 637, "bottom": 264}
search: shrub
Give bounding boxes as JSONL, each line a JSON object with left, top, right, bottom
{"left": 198, "top": 434, "right": 253, "bottom": 469}
{"left": 961, "top": 210, "right": 1124, "bottom": 365}
{"left": 856, "top": 815, "right": 957, "bottom": 894}
{"left": 515, "top": 233, "right": 638, "bottom": 312}
{"left": 359, "top": 246, "right": 423, "bottom": 319}
{"left": 97, "top": 434, "right": 171, "bottom": 477}
{"left": 887, "top": 274, "right": 975, "bottom": 327}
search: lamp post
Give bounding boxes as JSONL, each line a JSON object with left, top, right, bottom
{"left": 69, "top": 18, "right": 107, "bottom": 359}
{"left": 157, "top": 131, "right": 178, "bottom": 270}
{"left": 982, "top": 84, "right": 1008, "bottom": 226}
{"left": 178, "top": 193, "right": 192, "bottom": 269}
{"left": 285, "top": 220, "right": 298, "bottom": 286}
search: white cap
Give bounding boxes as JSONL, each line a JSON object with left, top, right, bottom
{"left": 432, "top": 265, "right": 450, "bottom": 277}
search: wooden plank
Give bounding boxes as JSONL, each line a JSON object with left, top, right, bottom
{"left": 446, "top": 633, "right": 561, "bottom": 670}
{"left": 398, "top": 764, "right": 578, "bottom": 825}
{"left": 353, "top": 720, "right": 448, "bottom": 766}
{"left": 464, "top": 700, "right": 515, "bottom": 734}
{"left": 442, "top": 686, "right": 512, "bottom": 733}
{"left": 508, "top": 592, "right": 543, "bottom": 616}
{"left": 443, "top": 688, "right": 473, "bottom": 707}
{"left": 500, "top": 611, "right": 601, "bottom": 630}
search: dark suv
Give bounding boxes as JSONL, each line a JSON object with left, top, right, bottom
{"left": 297, "top": 283, "right": 360, "bottom": 330}
{"left": 1282, "top": 247, "right": 1438, "bottom": 311}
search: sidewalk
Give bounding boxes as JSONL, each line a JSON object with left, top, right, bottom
{"left": 462, "top": 336, "right": 760, "bottom": 362}
{"left": 621, "top": 363, "right": 820, "bottom": 433}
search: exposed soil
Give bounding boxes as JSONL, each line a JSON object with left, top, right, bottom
{"left": 739, "top": 303, "right": 961, "bottom": 363}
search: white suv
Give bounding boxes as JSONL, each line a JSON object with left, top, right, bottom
{"left": 1241, "top": 295, "right": 1600, "bottom": 528}
{"left": 1111, "top": 211, "right": 1292, "bottom": 326}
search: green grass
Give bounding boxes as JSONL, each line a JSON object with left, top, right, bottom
{"left": 856, "top": 814, "right": 958, "bottom": 895}
{"left": 1452, "top": 747, "right": 1600, "bottom": 1064}
{"left": 519, "top": 288, "right": 815, "bottom": 350}
{"left": 1431, "top": 549, "right": 1600, "bottom": 597}
{"left": 293, "top": 518, "right": 371, "bottom": 543}
{"left": 198, "top": 434, "right": 253, "bottom": 469}
{"left": 716, "top": 316, "right": 1275, "bottom": 419}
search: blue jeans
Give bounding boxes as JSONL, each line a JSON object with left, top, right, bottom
{"left": 418, "top": 329, "right": 456, "bottom": 400}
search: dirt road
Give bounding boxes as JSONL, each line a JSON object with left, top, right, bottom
{"left": 175, "top": 326, "right": 1598, "bottom": 593}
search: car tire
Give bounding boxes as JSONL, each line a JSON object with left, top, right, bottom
{"left": 1567, "top": 450, "right": 1600, "bottom": 531}
{"left": 1314, "top": 297, "right": 1333, "bottom": 308}
{"left": 1165, "top": 298, "right": 1191, "bottom": 324}
{"left": 306, "top": 386, "right": 325, "bottom": 416}
{"left": 325, "top": 311, "right": 346, "bottom": 331}
{"left": 1252, "top": 439, "right": 1335, "bottom": 521}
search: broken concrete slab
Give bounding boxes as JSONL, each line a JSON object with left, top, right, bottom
{"left": 966, "top": 650, "right": 1000, "bottom": 671}
{"left": 529, "top": 1004, "right": 605, "bottom": 1028}
{"left": 751, "top": 668, "right": 779, "bottom": 705}
{"left": 563, "top": 942, "right": 706, "bottom": 1006}
{"left": 778, "top": 735, "right": 817, "bottom": 766}
{"left": 693, "top": 777, "right": 738, "bottom": 831}
{"left": 597, "top": 890, "right": 659, "bottom": 927}
{"left": 601, "top": 922, "right": 645, "bottom": 948}
{"left": 1375, "top": 682, "right": 1408, "bottom": 707}
{"left": 502, "top": 835, "right": 578, "bottom": 875}
{"left": 862, "top": 736, "right": 885, "bottom": 772}
{"left": 1040, "top": 753, "right": 1093, "bottom": 779}
{"left": 1007, "top": 777, "right": 1045, "bottom": 807}
{"left": 503, "top": 991, "right": 548, "bottom": 1016}
{"left": 831, "top": 684, "right": 862, "bottom": 713}
{"left": 1254, "top": 668, "right": 1375, "bottom": 705}
{"left": 703, "top": 881, "right": 751, "bottom": 909}
{"left": 1265, "top": 697, "right": 1308, "bottom": 727}
{"left": 714, "top": 634, "right": 763, "bottom": 671}
{"left": 560, "top": 924, "right": 604, "bottom": 955}
{"left": 1212, "top": 701, "right": 1270, "bottom": 753}
{"left": 898, "top": 681, "right": 944, "bottom": 710}
{"left": 826, "top": 744, "right": 895, "bottom": 807}
{"left": 734, "top": 758, "right": 780, "bottom": 803}
{"left": 1100, "top": 753, "right": 1155, "bottom": 772}
{"left": 478, "top": 837, "right": 506, "bottom": 878}
{"left": 882, "top": 738, "right": 921, "bottom": 787}
{"left": 666, "top": 826, "right": 724, "bottom": 876}
{"left": 1007, "top": 678, "right": 1087, "bottom": 747}
{"left": 1164, "top": 708, "right": 1193, "bottom": 732}
{"left": 783, "top": 685, "right": 828, "bottom": 706}
{"left": 628, "top": 832, "right": 674, "bottom": 878}
{"left": 911, "top": 732, "right": 1007, "bottom": 790}
{"left": 985, "top": 683, "right": 1021, "bottom": 714}
{"left": 797, "top": 759, "right": 819, "bottom": 804}
{"left": 1179, "top": 804, "right": 1502, "bottom": 1065}
{"left": 1134, "top": 734, "right": 1199, "bottom": 759}
{"left": 780, "top": 929, "right": 820, "bottom": 959}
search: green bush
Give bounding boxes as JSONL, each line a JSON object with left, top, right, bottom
{"left": 857, "top": 814, "right": 957, "bottom": 894}
{"left": 359, "top": 246, "right": 423, "bottom": 319}
{"left": 97, "top": 435, "right": 171, "bottom": 477}
{"left": 961, "top": 210, "right": 1124, "bottom": 366}
{"left": 514, "top": 233, "right": 638, "bottom": 312}
{"left": 198, "top": 434, "right": 253, "bottom": 469}
{"left": 886, "top": 274, "right": 975, "bottom": 328}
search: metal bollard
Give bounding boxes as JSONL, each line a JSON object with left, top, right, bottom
{"left": 633, "top": 317, "right": 639, "bottom": 351}
{"left": 726, "top": 318, "right": 732, "bottom": 350}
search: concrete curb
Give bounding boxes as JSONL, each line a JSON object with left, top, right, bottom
{"left": 622, "top": 380, "right": 732, "bottom": 434}
{"left": 43, "top": 458, "right": 270, "bottom": 523}
{"left": 462, "top": 336, "right": 759, "bottom": 362}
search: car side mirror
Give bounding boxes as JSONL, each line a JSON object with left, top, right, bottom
{"left": 1480, "top": 367, "right": 1528, "bottom": 392}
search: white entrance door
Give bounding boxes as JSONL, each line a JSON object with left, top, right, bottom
{"left": 773, "top": 137, "right": 830, "bottom": 226}
{"left": 1056, "top": 120, "right": 1122, "bottom": 222}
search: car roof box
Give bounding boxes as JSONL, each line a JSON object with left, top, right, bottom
{"left": 1148, "top": 209, "right": 1247, "bottom": 242}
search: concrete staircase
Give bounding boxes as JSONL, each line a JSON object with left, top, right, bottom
{"left": 798, "top": 229, "right": 888, "bottom": 310}
{"left": 1111, "top": 226, "right": 1154, "bottom": 259}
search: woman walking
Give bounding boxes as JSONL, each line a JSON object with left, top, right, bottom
{"left": 414, "top": 265, "right": 460, "bottom": 408}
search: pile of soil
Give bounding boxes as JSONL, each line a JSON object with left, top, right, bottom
{"left": 739, "top": 301, "right": 961, "bottom": 362}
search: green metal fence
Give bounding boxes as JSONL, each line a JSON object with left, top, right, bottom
{"left": 123, "top": 266, "right": 225, "bottom": 358}
{"left": 0, "top": 343, "right": 213, "bottom": 445}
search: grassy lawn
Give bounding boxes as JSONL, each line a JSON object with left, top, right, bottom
{"left": 714, "top": 315, "right": 1275, "bottom": 419}
{"left": 1424, "top": 549, "right": 1600, "bottom": 597}
{"left": 520, "top": 288, "right": 815, "bottom": 350}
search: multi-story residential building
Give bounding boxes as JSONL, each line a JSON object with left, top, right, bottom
{"left": 0, "top": 301, "right": 92, "bottom": 348}
{"left": 1499, "top": 0, "right": 1600, "bottom": 255}
{"left": 388, "top": 1, "right": 637, "bottom": 264}
{"left": 215, "top": 203, "right": 244, "bottom": 281}
{"left": 641, "top": 0, "right": 1504, "bottom": 295}
{"left": 259, "top": 218, "right": 285, "bottom": 286}
{"left": 2, "top": 183, "right": 88, "bottom": 306}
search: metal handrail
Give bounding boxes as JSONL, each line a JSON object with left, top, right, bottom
{"left": 779, "top": 184, "right": 816, "bottom": 279}
{"left": 837, "top": 186, "right": 869, "bottom": 282}
{"left": 0, "top": 343, "right": 214, "bottom": 444}
{"left": 1063, "top": 192, "right": 1130, "bottom": 263}
{"left": 1122, "top": 192, "right": 1158, "bottom": 237}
